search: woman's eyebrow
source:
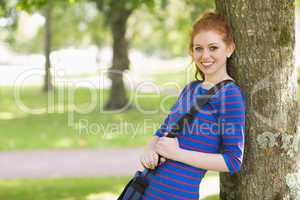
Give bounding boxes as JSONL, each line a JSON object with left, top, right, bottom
{"left": 193, "top": 42, "right": 218, "bottom": 46}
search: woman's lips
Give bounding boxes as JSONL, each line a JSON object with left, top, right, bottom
{"left": 201, "top": 62, "right": 214, "bottom": 68}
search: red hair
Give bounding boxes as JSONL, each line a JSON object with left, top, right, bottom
{"left": 189, "top": 11, "right": 235, "bottom": 80}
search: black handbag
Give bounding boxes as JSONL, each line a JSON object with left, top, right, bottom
{"left": 117, "top": 79, "right": 234, "bottom": 200}
{"left": 116, "top": 134, "right": 176, "bottom": 200}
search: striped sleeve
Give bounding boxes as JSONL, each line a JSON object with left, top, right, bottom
{"left": 219, "top": 86, "right": 246, "bottom": 175}
{"left": 154, "top": 83, "right": 190, "bottom": 137}
{"left": 154, "top": 115, "right": 170, "bottom": 137}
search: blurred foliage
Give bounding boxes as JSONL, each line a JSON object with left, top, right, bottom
{"left": 11, "top": 1, "right": 110, "bottom": 52}
{"left": 0, "top": 0, "right": 8, "bottom": 16}
{"left": 0, "top": 0, "right": 18, "bottom": 43}
{"left": 1, "top": 0, "right": 214, "bottom": 57}
{"left": 16, "top": 0, "right": 77, "bottom": 12}
{"left": 90, "top": 0, "right": 164, "bottom": 25}
{"left": 129, "top": 0, "right": 214, "bottom": 57}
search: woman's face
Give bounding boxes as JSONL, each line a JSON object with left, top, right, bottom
{"left": 191, "top": 30, "right": 234, "bottom": 77}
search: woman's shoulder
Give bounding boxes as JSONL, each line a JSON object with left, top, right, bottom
{"left": 223, "top": 81, "right": 241, "bottom": 90}
{"left": 227, "top": 81, "right": 244, "bottom": 93}
{"left": 220, "top": 81, "right": 246, "bottom": 102}
{"left": 176, "top": 80, "right": 202, "bottom": 99}
{"left": 183, "top": 80, "right": 203, "bottom": 90}
{"left": 186, "top": 79, "right": 239, "bottom": 91}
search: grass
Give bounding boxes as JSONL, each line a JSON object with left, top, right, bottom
{"left": 0, "top": 86, "right": 177, "bottom": 151}
{"left": 0, "top": 172, "right": 219, "bottom": 200}
{"left": 151, "top": 66, "right": 196, "bottom": 89}
{"left": 204, "top": 171, "right": 219, "bottom": 178}
{"left": 0, "top": 66, "right": 299, "bottom": 151}
{"left": 0, "top": 177, "right": 128, "bottom": 200}
{"left": 203, "top": 195, "right": 218, "bottom": 200}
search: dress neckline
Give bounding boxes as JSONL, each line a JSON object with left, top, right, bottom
{"left": 200, "top": 83, "right": 209, "bottom": 91}
{"left": 199, "top": 79, "right": 235, "bottom": 91}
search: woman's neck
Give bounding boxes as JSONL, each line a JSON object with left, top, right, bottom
{"left": 202, "top": 70, "right": 233, "bottom": 89}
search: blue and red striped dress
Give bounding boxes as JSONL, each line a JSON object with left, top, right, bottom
{"left": 142, "top": 80, "right": 246, "bottom": 200}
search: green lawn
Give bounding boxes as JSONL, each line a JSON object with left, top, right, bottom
{"left": 151, "top": 66, "right": 196, "bottom": 89}
{"left": 0, "top": 173, "right": 219, "bottom": 200}
{"left": 0, "top": 177, "right": 128, "bottom": 200}
{"left": 0, "top": 66, "right": 299, "bottom": 151}
{"left": 203, "top": 195, "right": 218, "bottom": 200}
{"left": 0, "top": 86, "right": 177, "bottom": 151}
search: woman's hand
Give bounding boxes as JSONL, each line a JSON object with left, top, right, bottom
{"left": 140, "top": 148, "right": 162, "bottom": 170}
{"left": 155, "top": 136, "right": 181, "bottom": 160}
{"left": 140, "top": 136, "right": 167, "bottom": 169}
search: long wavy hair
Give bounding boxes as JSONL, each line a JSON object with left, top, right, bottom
{"left": 189, "top": 11, "right": 235, "bottom": 80}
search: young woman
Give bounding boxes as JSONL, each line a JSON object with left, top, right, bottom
{"left": 140, "top": 11, "right": 246, "bottom": 199}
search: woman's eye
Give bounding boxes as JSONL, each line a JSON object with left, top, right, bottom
{"left": 194, "top": 47, "right": 203, "bottom": 52}
{"left": 209, "top": 46, "right": 218, "bottom": 51}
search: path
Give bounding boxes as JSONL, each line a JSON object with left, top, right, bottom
{"left": 0, "top": 148, "right": 219, "bottom": 198}
{"left": 0, "top": 148, "right": 144, "bottom": 179}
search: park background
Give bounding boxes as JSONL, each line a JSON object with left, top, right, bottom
{"left": 0, "top": 0, "right": 299, "bottom": 200}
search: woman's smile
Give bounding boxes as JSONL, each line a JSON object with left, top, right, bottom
{"left": 201, "top": 61, "right": 215, "bottom": 68}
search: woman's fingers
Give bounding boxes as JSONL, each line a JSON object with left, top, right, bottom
{"left": 141, "top": 156, "right": 151, "bottom": 169}
{"left": 148, "top": 152, "right": 158, "bottom": 169}
{"left": 152, "top": 152, "right": 159, "bottom": 168}
{"left": 140, "top": 153, "right": 167, "bottom": 169}
{"left": 140, "top": 156, "right": 149, "bottom": 168}
{"left": 140, "top": 151, "right": 159, "bottom": 169}
{"left": 159, "top": 157, "right": 166, "bottom": 165}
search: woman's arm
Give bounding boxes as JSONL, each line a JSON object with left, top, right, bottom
{"left": 173, "top": 148, "right": 229, "bottom": 172}
{"left": 155, "top": 136, "right": 229, "bottom": 172}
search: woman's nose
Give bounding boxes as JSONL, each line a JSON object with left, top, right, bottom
{"left": 201, "top": 49, "right": 210, "bottom": 59}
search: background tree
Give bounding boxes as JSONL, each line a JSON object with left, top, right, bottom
{"left": 90, "top": 0, "right": 164, "bottom": 110}
{"left": 43, "top": 0, "right": 53, "bottom": 92}
{"left": 0, "top": 0, "right": 8, "bottom": 16}
{"left": 17, "top": 0, "right": 76, "bottom": 92}
{"left": 13, "top": 2, "right": 108, "bottom": 53}
{"left": 215, "top": 1, "right": 299, "bottom": 199}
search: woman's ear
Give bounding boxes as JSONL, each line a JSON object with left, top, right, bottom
{"left": 227, "top": 43, "right": 235, "bottom": 58}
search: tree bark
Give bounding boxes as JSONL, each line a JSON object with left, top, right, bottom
{"left": 215, "top": 1, "right": 299, "bottom": 199}
{"left": 43, "top": 1, "right": 53, "bottom": 92}
{"left": 104, "top": 8, "right": 131, "bottom": 110}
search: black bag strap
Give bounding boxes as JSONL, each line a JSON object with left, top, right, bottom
{"left": 176, "top": 79, "right": 234, "bottom": 132}
{"left": 145, "top": 79, "right": 234, "bottom": 175}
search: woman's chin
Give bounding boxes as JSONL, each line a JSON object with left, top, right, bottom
{"left": 200, "top": 67, "right": 216, "bottom": 75}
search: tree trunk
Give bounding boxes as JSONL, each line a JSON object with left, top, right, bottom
{"left": 43, "top": 1, "right": 53, "bottom": 92}
{"left": 104, "top": 8, "right": 132, "bottom": 110}
{"left": 215, "top": 1, "right": 299, "bottom": 199}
